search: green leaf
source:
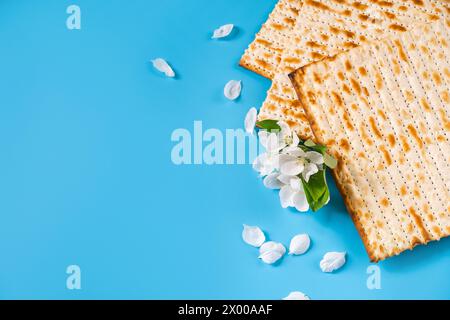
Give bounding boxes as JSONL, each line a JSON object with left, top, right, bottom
{"left": 301, "top": 169, "right": 330, "bottom": 212}
{"left": 324, "top": 153, "right": 338, "bottom": 169}
{"left": 309, "top": 144, "right": 327, "bottom": 155}
{"left": 256, "top": 120, "right": 281, "bottom": 132}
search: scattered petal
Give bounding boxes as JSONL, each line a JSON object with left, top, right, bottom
{"left": 245, "top": 107, "right": 257, "bottom": 134}
{"left": 212, "top": 24, "right": 234, "bottom": 39}
{"left": 263, "top": 173, "right": 283, "bottom": 189}
{"left": 242, "top": 225, "right": 265, "bottom": 248}
{"left": 259, "top": 250, "right": 283, "bottom": 264}
{"left": 289, "top": 234, "right": 311, "bottom": 255}
{"left": 283, "top": 291, "right": 311, "bottom": 300}
{"left": 259, "top": 241, "right": 286, "bottom": 256}
{"left": 224, "top": 80, "right": 242, "bottom": 100}
{"left": 320, "top": 252, "right": 346, "bottom": 273}
{"left": 151, "top": 58, "right": 175, "bottom": 78}
{"left": 259, "top": 241, "right": 286, "bottom": 264}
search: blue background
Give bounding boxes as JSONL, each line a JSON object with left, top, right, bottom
{"left": 0, "top": 0, "right": 448, "bottom": 300}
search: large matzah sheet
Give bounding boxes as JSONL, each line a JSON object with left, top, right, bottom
{"left": 239, "top": 0, "right": 303, "bottom": 79}
{"left": 290, "top": 20, "right": 450, "bottom": 261}
{"left": 256, "top": 0, "right": 450, "bottom": 139}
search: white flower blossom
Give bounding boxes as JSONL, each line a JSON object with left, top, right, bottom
{"left": 278, "top": 149, "right": 324, "bottom": 183}
{"left": 253, "top": 121, "right": 328, "bottom": 212}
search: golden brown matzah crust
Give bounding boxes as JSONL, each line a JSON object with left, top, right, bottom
{"left": 258, "top": 0, "right": 450, "bottom": 139}
{"left": 239, "top": 0, "right": 304, "bottom": 79}
{"left": 290, "top": 20, "right": 450, "bottom": 261}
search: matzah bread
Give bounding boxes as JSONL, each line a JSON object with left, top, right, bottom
{"left": 290, "top": 19, "right": 450, "bottom": 261}
{"left": 254, "top": 0, "right": 450, "bottom": 139}
{"left": 239, "top": 0, "right": 303, "bottom": 79}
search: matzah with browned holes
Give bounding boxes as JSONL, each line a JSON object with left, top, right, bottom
{"left": 290, "top": 19, "right": 450, "bottom": 262}
{"left": 245, "top": 0, "right": 450, "bottom": 140}
{"left": 240, "top": 0, "right": 303, "bottom": 79}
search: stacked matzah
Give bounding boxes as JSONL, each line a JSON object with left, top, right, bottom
{"left": 290, "top": 19, "right": 450, "bottom": 261}
{"left": 241, "top": 0, "right": 450, "bottom": 261}
{"left": 241, "top": 0, "right": 450, "bottom": 140}
{"left": 240, "top": 0, "right": 315, "bottom": 139}
{"left": 240, "top": 0, "right": 303, "bottom": 79}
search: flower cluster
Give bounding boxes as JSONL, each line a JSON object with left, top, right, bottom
{"left": 252, "top": 120, "right": 333, "bottom": 212}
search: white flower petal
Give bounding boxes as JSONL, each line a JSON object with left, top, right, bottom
{"left": 224, "top": 80, "right": 242, "bottom": 100}
{"left": 151, "top": 58, "right": 175, "bottom": 78}
{"left": 263, "top": 173, "right": 283, "bottom": 189}
{"left": 293, "top": 190, "right": 309, "bottom": 212}
{"left": 306, "top": 151, "right": 324, "bottom": 165}
{"left": 278, "top": 153, "right": 296, "bottom": 165}
{"left": 277, "top": 174, "right": 292, "bottom": 185}
{"left": 278, "top": 121, "right": 291, "bottom": 136}
{"left": 266, "top": 133, "right": 280, "bottom": 153}
{"left": 242, "top": 225, "right": 265, "bottom": 248}
{"left": 290, "top": 133, "right": 300, "bottom": 148}
{"left": 284, "top": 147, "right": 306, "bottom": 158}
{"left": 253, "top": 153, "right": 279, "bottom": 177}
{"left": 258, "top": 130, "right": 269, "bottom": 148}
{"left": 262, "top": 165, "right": 277, "bottom": 177}
{"left": 252, "top": 153, "right": 267, "bottom": 173}
{"left": 259, "top": 241, "right": 286, "bottom": 264}
{"left": 289, "top": 176, "right": 302, "bottom": 191}
{"left": 259, "top": 250, "right": 283, "bottom": 264}
{"left": 280, "top": 160, "right": 304, "bottom": 176}
{"left": 302, "top": 163, "right": 319, "bottom": 183}
{"left": 283, "top": 291, "right": 311, "bottom": 300}
{"left": 245, "top": 107, "right": 257, "bottom": 134}
{"left": 212, "top": 24, "right": 234, "bottom": 39}
{"left": 259, "top": 241, "right": 286, "bottom": 256}
{"left": 289, "top": 234, "right": 311, "bottom": 255}
{"left": 280, "top": 185, "right": 295, "bottom": 208}
{"left": 320, "top": 252, "right": 346, "bottom": 273}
